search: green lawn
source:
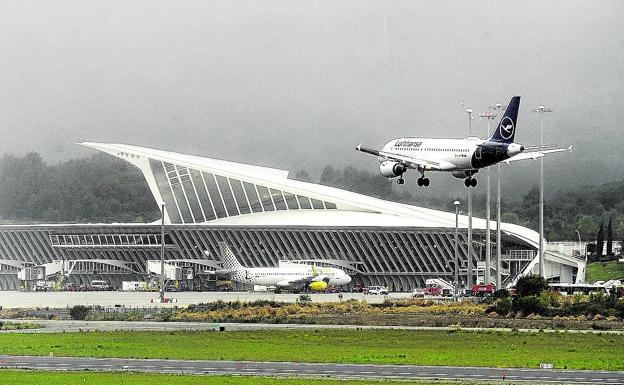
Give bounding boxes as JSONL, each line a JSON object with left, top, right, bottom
{"left": 0, "top": 371, "right": 456, "bottom": 385}
{"left": 0, "top": 329, "right": 622, "bottom": 370}
{"left": 586, "top": 261, "right": 624, "bottom": 282}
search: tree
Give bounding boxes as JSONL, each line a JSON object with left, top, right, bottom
{"left": 606, "top": 217, "right": 614, "bottom": 255}
{"left": 293, "top": 170, "right": 311, "bottom": 182}
{"left": 69, "top": 305, "right": 90, "bottom": 320}
{"left": 576, "top": 215, "right": 598, "bottom": 240}
{"left": 596, "top": 220, "right": 604, "bottom": 257}
{"left": 514, "top": 274, "right": 549, "bottom": 297}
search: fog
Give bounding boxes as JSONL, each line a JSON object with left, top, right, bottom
{"left": 1, "top": 0, "right": 623, "bottom": 199}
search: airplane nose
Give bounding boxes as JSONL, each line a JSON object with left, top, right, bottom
{"left": 344, "top": 275, "right": 352, "bottom": 284}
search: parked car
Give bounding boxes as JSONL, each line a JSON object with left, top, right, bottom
{"left": 62, "top": 282, "right": 80, "bottom": 292}
{"left": 367, "top": 285, "right": 389, "bottom": 295}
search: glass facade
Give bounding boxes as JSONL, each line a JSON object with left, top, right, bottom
{"left": 148, "top": 159, "right": 337, "bottom": 224}
{"left": 0, "top": 224, "right": 538, "bottom": 291}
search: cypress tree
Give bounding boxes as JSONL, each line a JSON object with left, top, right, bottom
{"left": 606, "top": 217, "right": 614, "bottom": 256}
{"left": 596, "top": 220, "right": 604, "bottom": 258}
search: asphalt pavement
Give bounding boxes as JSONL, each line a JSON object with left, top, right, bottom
{"left": 3, "top": 319, "right": 624, "bottom": 334}
{"left": 0, "top": 355, "right": 622, "bottom": 384}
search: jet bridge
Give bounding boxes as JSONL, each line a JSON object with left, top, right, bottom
{"left": 18, "top": 259, "right": 141, "bottom": 290}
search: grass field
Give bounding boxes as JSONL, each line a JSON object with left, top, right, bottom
{"left": 586, "top": 261, "right": 624, "bottom": 282}
{"left": 0, "top": 329, "right": 622, "bottom": 370}
{"left": 0, "top": 371, "right": 457, "bottom": 385}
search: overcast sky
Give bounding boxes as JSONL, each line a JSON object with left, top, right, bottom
{"left": 1, "top": 1, "right": 623, "bottom": 199}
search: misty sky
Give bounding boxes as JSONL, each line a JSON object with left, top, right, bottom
{"left": 2, "top": 1, "right": 623, "bottom": 200}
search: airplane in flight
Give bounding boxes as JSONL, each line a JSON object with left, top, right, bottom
{"left": 355, "top": 96, "right": 571, "bottom": 187}
{"left": 216, "top": 243, "right": 352, "bottom": 292}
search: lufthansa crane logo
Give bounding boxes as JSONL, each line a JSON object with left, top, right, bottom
{"left": 499, "top": 116, "right": 514, "bottom": 140}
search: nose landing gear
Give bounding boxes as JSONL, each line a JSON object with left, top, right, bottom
{"left": 397, "top": 177, "right": 405, "bottom": 185}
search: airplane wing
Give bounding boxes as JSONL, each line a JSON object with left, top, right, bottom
{"left": 275, "top": 275, "right": 319, "bottom": 287}
{"left": 504, "top": 145, "right": 573, "bottom": 164}
{"left": 275, "top": 266, "right": 330, "bottom": 287}
{"left": 355, "top": 144, "right": 451, "bottom": 170}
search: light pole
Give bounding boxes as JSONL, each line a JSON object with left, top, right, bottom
{"left": 159, "top": 201, "right": 166, "bottom": 303}
{"left": 466, "top": 108, "right": 474, "bottom": 289}
{"left": 489, "top": 102, "right": 506, "bottom": 290}
{"left": 479, "top": 112, "right": 497, "bottom": 285}
{"left": 454, "top": 200, "right": 460, "bottom": 297}
{"left": 532, "top": 105, "right": 554, "bottom": 278}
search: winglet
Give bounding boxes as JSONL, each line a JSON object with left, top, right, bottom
{"left": 355, "top": 144, "right": 362, "bottom": 151}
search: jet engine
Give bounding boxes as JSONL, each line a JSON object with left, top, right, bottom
{"left": 379, "top": 161, "right": 406, "bottom": 178}
{"left": 309, "top": 281, "right": 328, "bottom": 292}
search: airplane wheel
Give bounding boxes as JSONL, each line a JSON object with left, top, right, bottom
{"left": 423, "top": 178, "right": 430, "bottom": 187}
{"left": 464, "top": 178, "right": 471, "bottom": 187}
{"left": 470, "top": 178, "right": 478, "bottom": 187}
{"left": 417, "top": 178, "right": 423, "bottom": 186}
{"left": 397, "top": 178, "right": 405, "bottom": 185}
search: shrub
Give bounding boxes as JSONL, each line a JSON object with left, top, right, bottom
{"left": 297, "top": 294, "right": 312, "bottom": 305}
{"left": 513, "top": 295, "right": 548, "bottom": 316}
{"left": 493, "top": 289, "right": 510, "bottom": 299}
{"left": 515, "top": 274, "right": 549, "bottom": 297}
{"left": 69, "top": 305, "right": 89, "bottom": 320}
{"left": 488, "top": 297, "right": 513, "bottom": 316}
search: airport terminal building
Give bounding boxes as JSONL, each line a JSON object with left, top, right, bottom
{"left": 0, "top": 143, "right": 584, "bottom": 291}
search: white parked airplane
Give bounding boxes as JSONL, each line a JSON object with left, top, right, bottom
{"left": 217, "top": 243, "right": 352, "bottom": 292}
{"left": 356, "top": 96, "right": 571, "bottom": 187}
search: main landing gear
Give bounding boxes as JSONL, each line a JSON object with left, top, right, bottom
{"left": 464, "top": 177, "right": 478, "bottom": 188}
{"left": 396, "top": 172, "right": 430, "bottom": 187}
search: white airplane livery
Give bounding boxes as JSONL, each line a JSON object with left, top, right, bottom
{"left": 356, "top": 96, "right": 571, "bottom": 187}
{"left": 218, "top": 243, "right": 352, "bottom": 292}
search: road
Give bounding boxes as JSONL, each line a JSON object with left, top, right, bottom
{"left": 0, "top": 355, "right": 622, "bottom": 384}
{"left": 3, "top": 318, "right": 624, "bottom": 335}
{"left": 0, "top": 290, "right": 412, "bottom": 308}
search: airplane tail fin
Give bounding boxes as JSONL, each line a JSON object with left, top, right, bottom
{"left": 488, "top": 96, "right": 521, "bottom": 143}
{"left": 218, "top": 242, "right": 244, "bottom": 271}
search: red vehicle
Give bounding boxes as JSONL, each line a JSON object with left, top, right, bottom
{"left": 424, "top": 286, "right": 441, "bottom": 296}
{"left": 471, "top": 284, "right": 494, "bottom": 296}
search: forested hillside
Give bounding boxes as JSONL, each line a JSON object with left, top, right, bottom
{"left": 0, "top": 153, "right": 159, "bottom": 223}
{"left": 0, "top": 153, "right": 621, "bottom": 243}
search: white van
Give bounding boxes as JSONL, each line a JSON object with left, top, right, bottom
{"left": 367, "top": 286, "right": 389, "bottom": 295}
{"left": 90, "top": 280, "right": 111, "bottom": 291}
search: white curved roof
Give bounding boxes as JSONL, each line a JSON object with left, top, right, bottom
{"left": 80, "top": 142, "right": 540, "bottom": 249}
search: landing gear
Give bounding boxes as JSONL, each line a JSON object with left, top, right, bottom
{"left": 464, "top": 177, "right": 478, "bottom": 188}
{"left": 417, "top": 177, "right": 430, "bottom": 187}
{"left": 397, "top": 177, "right": 405, "bottom": 185}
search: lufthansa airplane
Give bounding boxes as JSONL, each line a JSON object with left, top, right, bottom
{"left": 217, "top": 243, "right": 352, "bottom": 292}
{"left": 356, "top": 96, "right": 571, "bottom": 187}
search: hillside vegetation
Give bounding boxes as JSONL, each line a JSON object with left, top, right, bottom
{"left": 586, "top": 261, "right": 624, "bottom": 282}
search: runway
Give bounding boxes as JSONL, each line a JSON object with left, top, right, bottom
{"left": 0, "top": 355, "right": 623, "bottom": 384}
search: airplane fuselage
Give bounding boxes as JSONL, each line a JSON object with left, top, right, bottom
{"left": 381, "top": 137, "right": 523, "bottom": 172}
{"left": 231, "top": 265, "right": 351, "bottom": 287}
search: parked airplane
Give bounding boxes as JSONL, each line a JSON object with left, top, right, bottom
{"left": 217, "top": 243, "right": 352, "bottom": 292}
{"left": 356, "top": 96, "right": 571, "bottom": 187}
